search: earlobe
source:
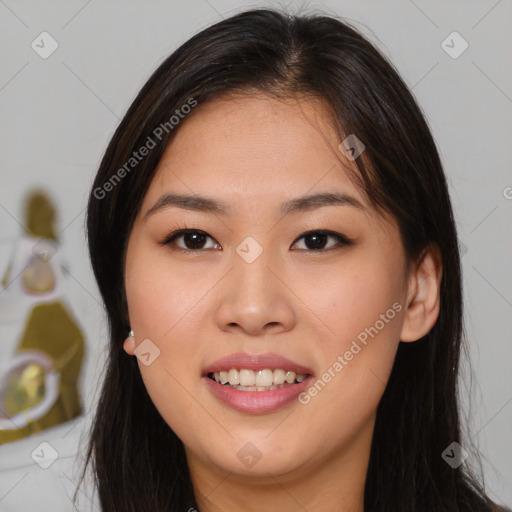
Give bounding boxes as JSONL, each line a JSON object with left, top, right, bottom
{"left": 400, "top": 244, "right": 443, "bottom": 343}
{"left": 123, "top": 331, "right": 136, "bottom": 355}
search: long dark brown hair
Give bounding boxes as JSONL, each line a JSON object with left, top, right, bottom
{"left": 77, "top": 7, "right": 510, "bottom": 511}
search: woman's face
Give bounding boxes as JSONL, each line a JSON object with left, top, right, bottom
{"left": 123, "top": 93, "right": 415, "bottom": 484}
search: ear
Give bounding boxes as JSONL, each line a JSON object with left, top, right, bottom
{"left": 123, "top": 335, "right": 135, "bottom": 355}
{"left": 400, "top": 243, "right": 443, "bottom": 343}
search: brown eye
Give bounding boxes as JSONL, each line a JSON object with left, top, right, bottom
{"left": 160, "top": 230, "right": 220, "bottom": 252}
{"left": 291, "top": 230, "right": 353, "bottom": 252}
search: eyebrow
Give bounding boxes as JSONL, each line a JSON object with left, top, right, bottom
{"left": 144, "top": 191, "right": 365, "bottom": 220}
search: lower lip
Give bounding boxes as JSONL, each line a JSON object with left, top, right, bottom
{"left": 203, "top": 375, "right": 313, "bottom": 414}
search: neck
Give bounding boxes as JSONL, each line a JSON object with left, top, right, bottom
{"left": 186, "top": 412, "right": 375, "bottom": 512}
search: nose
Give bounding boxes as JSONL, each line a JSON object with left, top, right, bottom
{"left": 214, "top": 246, "right": 296, "bottom": 337}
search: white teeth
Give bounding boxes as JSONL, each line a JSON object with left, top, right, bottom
{"left": 273, "top": 369, "right": 286, "bottom": 385}
{"left": 285, "top": 371, "right": 296, "bottom": 384}
{"left": 228, "top": 369, "right": 239, "bottom": 385}
{"left": 255, "top": 369, "right": 273, "bottom": 387}
{"left": 239, "top": 369, "right": 256, "bottom": 386}
{"left": 209, "top": 368, "right": 309, "bottom": 389}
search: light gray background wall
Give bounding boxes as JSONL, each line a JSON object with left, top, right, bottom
{"left": 0, "top": 1, "right": 511, "bottom": 510}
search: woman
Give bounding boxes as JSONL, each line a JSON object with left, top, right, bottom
{"left": 76, "top": 7, "right": 510, "bottom": 512}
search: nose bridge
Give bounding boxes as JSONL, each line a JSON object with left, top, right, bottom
{"left": 232, "top": 235, "right": 277, "bottom": 297}
{"left": 214, "top": 235, "right": 295, "bottom": 335}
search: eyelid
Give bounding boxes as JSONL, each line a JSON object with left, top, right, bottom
{"left": 159, "top": 229, "right": 219, "bottom": 252}
{"left": 291, "top": 229, "right": 354, "bottom": 248}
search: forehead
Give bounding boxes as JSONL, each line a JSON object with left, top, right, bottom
{"left": 166, "top": 93, "right": 341, "bottom": 160}
{"left": 149, "top": 93, "right": 368, "bottom": 208}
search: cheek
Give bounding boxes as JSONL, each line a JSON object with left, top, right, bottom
{"left": 125, "top": 242, "right": 206, "bottom": 339}
{"left": 124, "top": 255, "right": 204, "bottom": 440}
{"left": 124, "top": 242, "right": 205, "bottom": 404}
{"left": 302, "top": 255, "right": 404, "bottom": 353}
{"left": 296, "top": 255, "right": 404, "bottom": 423}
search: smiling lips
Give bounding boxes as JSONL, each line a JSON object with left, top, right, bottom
{"left": 202, "top": 352, "right": 314, "bottom": 414}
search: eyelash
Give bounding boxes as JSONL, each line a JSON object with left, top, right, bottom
{"left": 158, "top": 228, "right": 354, "bottom": 254}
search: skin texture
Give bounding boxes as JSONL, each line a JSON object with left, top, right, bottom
{"left": 122, "top": 93, "right": 442, "bottom": 512}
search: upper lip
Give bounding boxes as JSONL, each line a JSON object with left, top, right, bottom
{"left": 203, "top": 352, "right": 314, "bottom": 376}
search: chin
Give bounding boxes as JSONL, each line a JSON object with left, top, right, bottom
{"left": 195, "top": 432, "right": 313, "bottom": 479}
